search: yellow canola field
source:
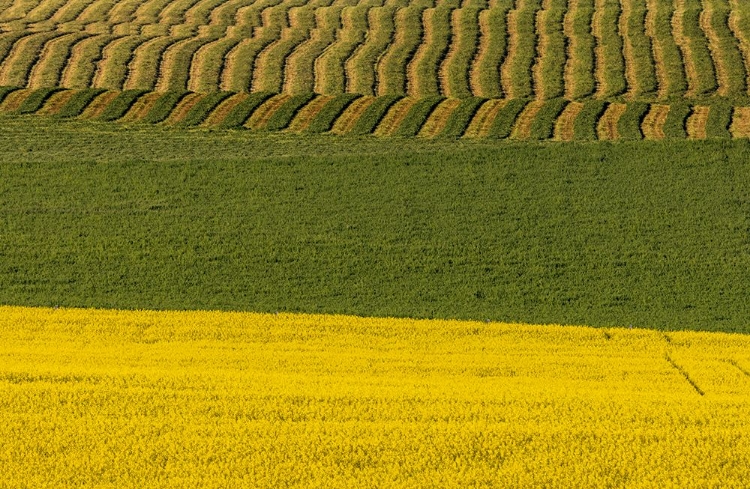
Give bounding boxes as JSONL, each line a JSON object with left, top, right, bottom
{"left": 1, "top": 306, "right": 749, "bottom": 488}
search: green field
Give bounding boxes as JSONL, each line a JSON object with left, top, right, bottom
{"left": 1, "top": 116, "right": 748, "bottom": 332}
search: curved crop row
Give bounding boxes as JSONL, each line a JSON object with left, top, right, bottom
{"left": 7, "top": 84, "right": 750, "bottom": 141}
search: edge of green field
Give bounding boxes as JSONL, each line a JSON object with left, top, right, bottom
{"left": 0, "top": 116, "right": 748, "bottom": 332}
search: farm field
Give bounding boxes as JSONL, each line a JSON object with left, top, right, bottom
{"left": 0, "top": 0, "right": 750, "bottom": 138}
{"left": 1, "top": 117, "right": 749, "bottom": 332}
{"left": 2, "top": 0, "right": 750, "bottom": 484}
{"left": 1, "top": 305, "right": 750, "bottom": 487}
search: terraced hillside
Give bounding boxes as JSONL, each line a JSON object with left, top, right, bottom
{"left": 2, "top": 0, "right": 750, "bottom": 137}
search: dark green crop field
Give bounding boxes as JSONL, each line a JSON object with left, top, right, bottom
{"left": 1, "top": 116, "right": 748, "bottom": 332}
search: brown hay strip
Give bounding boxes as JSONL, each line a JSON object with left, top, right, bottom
{"left": 330, "top": 95, "right": 376, "bottom": 134}
{"left": 245, "top": 93, "right": 292, "bottom": 130}
{"left": 532, "top": 0, "right": 551, "bottom": 100}
{"left": 645, "top": 0, "right": 669, "bottom": 98}
{"left": 469, "top": 0, "right": 497, "bottom": 98}
{"left": 596, "top": 102, "right": 627, "bottom": 140}
{"left": 287, "top": 95, "right": 334, "bottom": 132}
{"left": 500, "top": 2, "right": 521, "bottom": 99}
{"left": 406, "top": 8, "right": 434, "bottom": 97}
{"left": 36, "top": 89, "right": 76, "bottom": 115}
{"left": 729, "top": 0, "right": 750, "bottom": 96}
{"left": 730, "top": 106, "right": 750, "bottom": 138}
{"left": 641, "top": 104, "right": 670, "bottom": 140}
{"left": 554, "top": 101, "right": 584, "bottom": 141}
{"left": 562, "top": 0, "right": 580, "bottom": 99}
{"left": 202, "top": 92, "right": 250, "bottom": 126}
{"left": 418, "top": 98, "right": 461, "bottom": 137}
{"left": 673, "top": 0, "right": 698, "bottom": 97}
{"left": 79, "top": 91, "right": 120, "bottom": 119}
{"left": 620, "top": 0, "right": 638, "bottom": 98}
{"left": 163, "top": 93, "right": 206, "bottom": 124}
{"left": 511, "top": 100, "right": 545, "bottom": 139}
{"left": 700, "top": 0, "right": 728, "bottom": 96}
{"left": 686, "top": 105, "right": 709, "bottom": 139}
{"left": 0, "top": 89, "right": 32, "bottom": 112}
{"left": 592, "top": 0, "right": 608, "bottom": 98}
{"left": 120, "top": 92, "right": 163, "bottom": 122}
{"left": 373, "top": 97, "right": 418, "bottom": 137}
{"left": 464, "top": 99, "right": 507, "bottom": 138}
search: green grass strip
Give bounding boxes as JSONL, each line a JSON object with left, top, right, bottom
{"left": 264, "top": 93, "right": 316, "bottom": 132}
{"left": 97, "top": 90, "right": 149, "bottom": 122}
{"left": 305, "top": 94, "right": 361, "bottom": 134}
{"left": 573, "top": 100, "right": 607, "bottom": 141}
{"left": 349, "top": 95, "right": 403, "bottom": 135}
{"left": 15, "top": 88, "right": 64, "bottom": 114}
{"left": 705, "top": 102, "right": 732, "bottom": 139}
{"left": 177, "top": 92, "right": 233, "bottom": 127}
{"left": 393, "top": 96, "right": 445, "bottom": 137}
{"left": 439, "top": 97, "right": 486, "bottom": 138}
{"left": 617, "top": 102, "right": 649, "bottom": 140}
{"left": 1, "top": 118, "right": 749, "bottom": 332}
{"left": 55, "top": 89, "right": 106, "bottom": 118}
{"left": 140, "top": 91, "right": 189, "bottom": 124}
{"left": 528, "top": 98, "right": 568, "bottom": 140}
{"left": 662, "top": 102, "right": 691, "bottom": 139}
{"left": 487, "top": 99, "right": 529, "bottom": 139}
{"left": 216, "top": 92, "right": 275, "bottom": 129}
{"left": 0, "top": 86, "right": 21, "bottom": 105}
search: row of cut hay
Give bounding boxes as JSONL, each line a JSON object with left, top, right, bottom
{"left": 7, "top": 0, "right": 750, "bottom": 99}
{"left": 7, "top": 85, "right": 750, "bottom": 139}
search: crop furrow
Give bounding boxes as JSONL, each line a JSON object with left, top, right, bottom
{"left": 728, "top": 0, "right": 750, "bottom": 95}
{"left": 463, "top": 98, "right": 505, "bottom": 137}
{"left": 78, "top": 89, "right": 119, "bottom": 118}
{"left": 553, "top": 100, "right": 583, "bottom": 140}
{"left": 407, "top": 1, "right": 457, "bottom": 97}
{"left": 373, "top": 96, "right": 418, "bottom": 135}
{"left": 315, "top": 4, "right": 369, "bottom": 94}
{"left": 377, "top": 5, "right": 427, "bottom": 95}
{"left": 511, "top": 99, "right": 544, "bottom": 139}
{"left": 593, "top": 0, "right": 625, "bottom": 98}
{"left": 532, "top": 0, "right": 565, "bottom": 100}
{"left": 440, "top": 3, "right": 481, "bottom": 97}
{"left": 284, "top": 4, "right": 342, "bottom": 95}
{"left": 346, "top": 5, "right": 394, "bottom": 95}
{"left": 0, "top": 32, "right": 63, "bottom": 88}
{"left": 685, "top": 104, "right": 709, "bottom": 138}
{"left": 35, "top": 88, "right": 76, "bottom": 115}
{"left": 162, "top": 91, "right": 204, "bottom": 124}
{"left": 596, "top": 101, "right": 626, "bottom": 139}
{"left": 60, "top": 34, "right": 116, "bottom": 88}
{"left": 730, "top": 106, "right": 750, "bottom": 138}
{"left": 468, "top": 0, "right": 508, "bottom": 98}
{"left": 212, "top": 0, "right": 285, "bottom": 92}
{"left": 417, "top": 97, "right": 461, "bottom": 136}
{"left": 641, "top": 103, "right": 669, "bottom": 139}
{"left": 244, "top": 93, "right": 291, "bottom": 129}
{"left": 286, "top": 94, "right": 335, "bottom": 131}
{"left": 251, "top": 0, "right": 329, "bottom": 93}
{"left": 27, "top": 32, "right": 90, "bottom": 88}
{"left": 119, "top": 90, "right": 163, "bottom": 121}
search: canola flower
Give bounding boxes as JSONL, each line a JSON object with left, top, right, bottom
{"left": 0, "top": 305, "right": 749, "bottom": 487}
